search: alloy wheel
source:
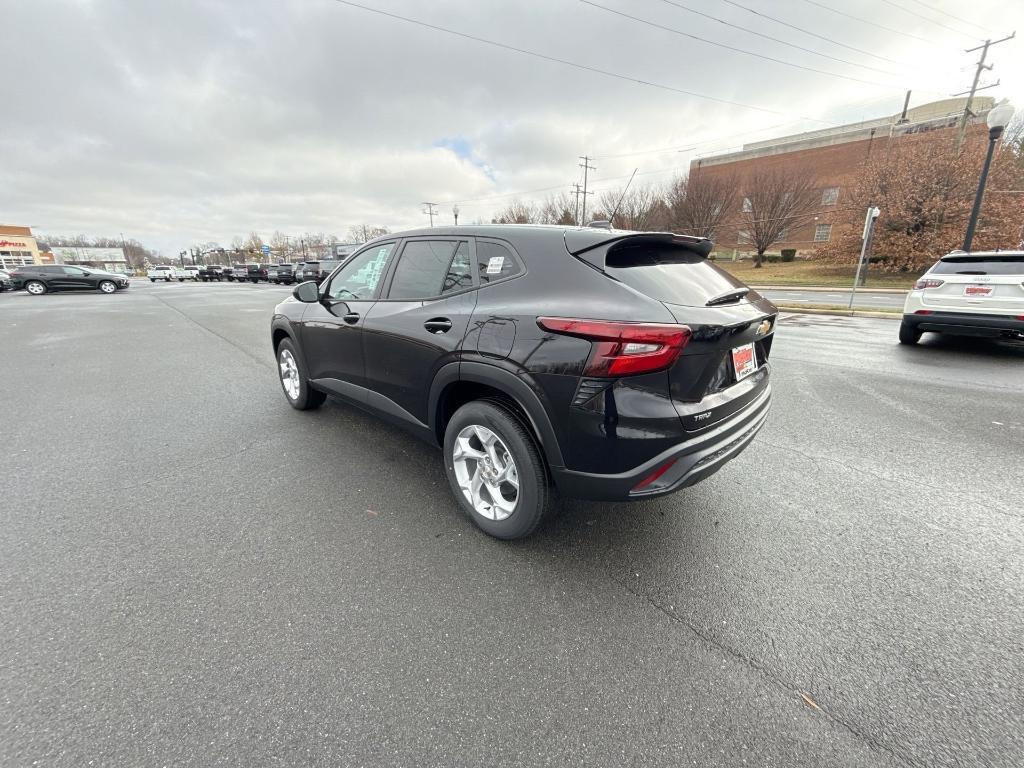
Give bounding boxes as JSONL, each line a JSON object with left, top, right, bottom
{"left": 99, "top": 281, "right": 116, "bottom": 293}
{"left": 26, "top": 282, "right": 45, "bottom": 295}
{"left": 279, "top": 348, "right": 300, "bottom": 400}
{"left": 452, "top": 425, "right": 520, "bottom": 520}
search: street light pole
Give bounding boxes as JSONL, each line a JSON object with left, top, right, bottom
{"left": 962, "top": 101, "right": 1015, "bottom": 252}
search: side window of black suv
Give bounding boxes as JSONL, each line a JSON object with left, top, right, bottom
{"left": 325, "top": 242, "right": 396, "bottom": 300}
{"left": 476, "top": 240, "right": 522, "bottom": 285}
{"left": 386, "top": 240, "right": 473, "bottom": 300}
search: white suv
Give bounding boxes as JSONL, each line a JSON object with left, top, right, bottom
{"left": 900, "top": 251, "right": 1024, "bottom": 345}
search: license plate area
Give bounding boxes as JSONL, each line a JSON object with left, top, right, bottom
{"left": 964, "top": 285, "right": 993, "bottom": 297}
{"left": 732, "top": 343, "right": 757, "bottom": 381}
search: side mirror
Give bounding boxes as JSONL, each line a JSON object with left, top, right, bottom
{"left": 293, "top": 280, "right": 320, "bottom": 303}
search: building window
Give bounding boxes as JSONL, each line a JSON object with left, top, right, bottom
{"left": 737, "top": 230, "right": 752, "bottom": 244}
{"left": 741, "top": 197, "right": 752, "bottom": 212}
{"left": 821, "top": 187, "right": 839, "bottom": 205}
{"left": 777, "top": 229, "right": 788, "bottom": 241}
{"left": 814, "top": 224, "right": 833, "bottom": 242}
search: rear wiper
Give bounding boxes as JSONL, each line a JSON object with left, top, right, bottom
{"left": 705, "top": 287, "right": 751, "bottom": 306}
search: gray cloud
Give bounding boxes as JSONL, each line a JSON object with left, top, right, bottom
{"left": 1, "top": 0, "right": 1018, "bottom": 252}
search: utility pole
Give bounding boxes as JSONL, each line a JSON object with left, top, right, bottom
{"left": 452, "top": 205, "right": 460, "bottom": 226}
{"left": 422, "top": 202, "right": 438, "bottom": 227}
{"left": 578, "top": 155, "right": 596, "bottom": 225}
{"left": 571, "top": 183, "right": 583, "bottom": 226}
{"left": 953, "top": 33, "right": 1014, "bottom": 152}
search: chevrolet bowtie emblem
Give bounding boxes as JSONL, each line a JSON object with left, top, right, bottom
{"left": 756, "top": 319, "right": 772, "bottom": 336}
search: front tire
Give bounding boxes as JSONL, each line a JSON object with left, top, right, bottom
{"left": 277, "top": 338, "right": 325, "bottom": 411}
{"left": 443, "top": 401, "right": 549, "bottom": 540}
{"left": 899, "top": 320, "right": 922, "bottom": 346}
{"left": 98, "top": 280, "right": 117, "bottom": 294}
{"left": 25, "top": 280, "right": 47, "bottom": 295}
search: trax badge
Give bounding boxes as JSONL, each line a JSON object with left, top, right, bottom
{"left": 756, "top": 320, "right": 772, "bottom": 336}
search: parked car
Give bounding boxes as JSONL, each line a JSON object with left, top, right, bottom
{"left": 8, "top": 264, "right": 130, "bottom": 295}
{"left": 227, "top": 264, "right": 248, "bottom": 282}
{"left": 182, "top": 265, "right": 200, "bottom": 281}
{"left": 270, "top": 226, "right": 776, "bottom": 539}
{"left": 198, "top": 265, "right": 225, "bottom": 282}
{"left": 148, "top": 265, "right": 176, "bottom": 282}
{"left": 0, "top": 269, "right": 14, "bottom": 292}
{"left": 270, "top": 263, "right": 296, "bottom": 285}
{"left": 295, "top": 259, "right": 341, "bottom": 284}
{"left": 243, "top": 264, "right": 268, "bottom": 283}
{"left": 900, "top": 250, "right": 1024, "bottom": 345}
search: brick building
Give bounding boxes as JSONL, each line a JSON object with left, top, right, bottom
{"left": 690, "top": 97, "right": 994, "bottom": 256}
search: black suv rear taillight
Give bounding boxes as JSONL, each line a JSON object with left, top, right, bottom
{"left": 537, "top": 317, "right": 691, "bottom": 377}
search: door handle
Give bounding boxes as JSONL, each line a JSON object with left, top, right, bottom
{"left": 424, "top": 318, "right": 453, "bottom": 334}
{"left": 342, "top": 312, "right": 360, "bottom": 325}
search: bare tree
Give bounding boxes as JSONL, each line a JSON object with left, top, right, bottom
{"left": 665, "top": 171, "right": 738, "bottom": 239}
{"left": 491, "top": 199, "right": 536, "bottom": 224}
{"left": 595, "top": 183, "right": 664, "bottom": 230}
{"left": 348, "top": 225, "right": 390, "bottom": 243}
{"left": 739, "top": 167, "right": 820, "bottom": 267}
{"left": 244, "top": 232, "right": 264, "bottom": 258}
{"left": 536, "top": 192, "right": 577, "bottom": 225}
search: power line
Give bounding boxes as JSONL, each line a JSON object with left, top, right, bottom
{"left": 582, "top": 1, "right": 906, "bottom": 89}
{"left": 649, "top": 0, "right": 902, "bottom": 75}
{"left": 327, "top": 0, "right": 835, "bottom": 124}
{"left": 794, "top": 0, "right": 937, "bottom": 45}
{"left": 878, "top": 0, "right": 980, "bottom": 39}
{"left": 716, "top": 0, "right": 910, "bottom": 65}
{"left": 898, "top": 0, "right": 992, "bottom": 35}
{"left": 594, "top": 120, "right": 805, "bottom": 160}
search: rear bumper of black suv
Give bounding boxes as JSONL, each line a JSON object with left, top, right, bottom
{"left": 904, "top": 311, "right": 1024, "bottom": 338}
{"left": 549, "top": 383, "right": 771, "bottom": 501}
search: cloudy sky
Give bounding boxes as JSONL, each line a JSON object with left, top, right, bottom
{"left": 2, "top": 0, "right": 1021, "bottom": 254}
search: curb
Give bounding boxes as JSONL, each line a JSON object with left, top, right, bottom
{"left": 777, "top": 305, "right": 901, "bottom": 320}
{"left": 752, "top": 285, "right": 909, "bottom": 294}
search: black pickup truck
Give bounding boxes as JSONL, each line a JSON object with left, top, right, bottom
{"left": 198, "top": 264, "right": 225, "bottom": 282}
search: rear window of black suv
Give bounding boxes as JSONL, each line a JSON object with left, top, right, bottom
{"left": 603, "top": 242, "right": 749, "bottom": 307}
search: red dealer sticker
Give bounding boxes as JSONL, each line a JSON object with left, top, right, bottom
{"left": 732, "top": 343, "right": 757, "bottom": 381}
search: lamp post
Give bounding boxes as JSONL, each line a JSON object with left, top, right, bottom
{"left": 962, "top": 101, "right": 1015, "bottom": 252}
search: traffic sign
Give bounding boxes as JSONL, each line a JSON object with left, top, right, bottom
{"left": 261, "top": 244, "right": 270, "bottom": 255}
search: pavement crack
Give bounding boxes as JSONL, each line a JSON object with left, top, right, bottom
{"left": 147, "top": 292, "right": 275, "bottom": 372}
{"left": 611, "top": 574, "right": 919, "bottom": 767}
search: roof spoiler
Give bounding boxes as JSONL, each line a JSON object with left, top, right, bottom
{"left": 566, "top": 231, "right": 713, "bottom": 269}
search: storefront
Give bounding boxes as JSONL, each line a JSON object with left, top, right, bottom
{"left": 50, "top": 246, "right": 128, "bottom": 273}
{"left": 0, "top": 225, "right": 44, "bottom": 269}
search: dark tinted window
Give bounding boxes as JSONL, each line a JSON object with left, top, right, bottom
{"left": 62, "top": 266, "right": 87, "bottom": 275}
{"left": 443, "top": 241, "right": 473, "bottom": 295}
{"left": 325, "top": 243, "right": 395, "bottom": 300}
{"left": 603, "top": 244, "right": 749, "bottom": 307}
{"left": 388, "top": 240, "right": 458, "bottom": 299}
{"left": 931, "top": 256, "right": 1024, "bottom": 275}
{"left": 477, "top": 241, "right": 522, "bottom": 284}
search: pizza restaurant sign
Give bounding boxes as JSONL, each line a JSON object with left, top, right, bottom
{"left": 0, "top": 239, "right": 30, "bottom": 248}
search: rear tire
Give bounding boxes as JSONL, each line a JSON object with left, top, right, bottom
{"left": 443, "top": 400, "right": 549, "bottom": 540}
{"left": 25, "top": 280, "right": 47, "bottom": 295}
{"left": 277, "top": 338, "right": 325, "bottom": 411}
{"left": 899, "top": 321, "right": 922, "bottom": 346}
{"left": 150, "top": 278, "right": 156, "bottom": 282}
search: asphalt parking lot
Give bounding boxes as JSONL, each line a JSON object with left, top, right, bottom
{"left": 2, "top": 280, "right": 1022, "bottom": 767}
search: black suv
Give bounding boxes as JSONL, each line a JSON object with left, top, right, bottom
{"left": 295, "top": 260, "right": 341, "bottom": 284}
{"left": 198, "top": 265, "right": 225, "bottom": 282}
{"left": 271, "top": 226, "right": 776, "bottom": 539}
{"left": 10, "top": 265, "right": 130, "bottom": 295}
